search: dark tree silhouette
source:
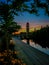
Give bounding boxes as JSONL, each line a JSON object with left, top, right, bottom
{"left": 29, "top": 0, "right": 49, "bottom": 16}
{"left": 31, "top": 26, "right": 49, "bottom": 48}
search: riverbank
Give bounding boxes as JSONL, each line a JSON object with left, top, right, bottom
{"left": 22, "top": 39, "right": 49, "bottom": 55}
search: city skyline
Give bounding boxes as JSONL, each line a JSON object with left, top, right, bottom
{"left": 14, "top": 11, "right": 49, "bottom": 33}
{"left": 1, "top": 0, "right": 49, "bottom": 33}
{"left": 14, "top": 11, "right": 49, "bottom": 29}
{"left": 1, "top": 0, "right": 49, "bottom": 29}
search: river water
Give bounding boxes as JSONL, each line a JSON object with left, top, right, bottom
{"left": 22, "top": 39, "right": 49, "bottom": 55}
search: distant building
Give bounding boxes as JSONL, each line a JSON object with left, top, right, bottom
{"left": 46, "top": 25, "right": 49, "bottom": 27}
{"left": 26, "top": 22, "right": 29, "bottom": 44}
{"left": 41, "top": 26, "right": 43, "bottom": 29}
{"left": 26, "top": 22, "right": 29, "bottom": 33}
{"left": 34, "top": 28, "right": 36, "bottom": 31}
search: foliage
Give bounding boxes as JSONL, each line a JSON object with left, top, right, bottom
{"left": 29, "top": 0, "right": 49, "bottom": 16}
{"left": 32, "top": 25, "right": 49, "bottom": 48}
{"left": 0, "top": 50, "right": 26, "bottom": 65}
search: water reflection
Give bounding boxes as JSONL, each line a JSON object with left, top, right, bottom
{"left": 22, "top": 40, "right": 49, "bottom": 55}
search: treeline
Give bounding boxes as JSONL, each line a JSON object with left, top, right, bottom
{"left": 20, "top": 25, "right": 49, "bottom": 48}
{"left": 32, "top": 26, "right": 49, "bottom": 48}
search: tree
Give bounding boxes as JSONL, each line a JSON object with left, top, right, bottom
{"left": 0, "top": 0, "right": 31, "bottom": 51}
{"left": 0, "top": 20, "right": 21, "bottom": 51}
{"left": 32, "top": 26, "right": 49, "bottom": 48}
{"left": 29, "top": 0, "right": 49, "bottom": 15}
{"left": 0, "top": 0, "right": 25, "bottom": 50}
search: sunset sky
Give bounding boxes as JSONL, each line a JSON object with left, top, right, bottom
{"left": 14, "top": 0, "right": 49, "bottom": 31}
{"left": 1, "top": 0, "right": 49, "bottom": 33}
{"left": 14, "top": 11, "right": 49, "bottom": 32}
{"left": 14, "top": 15, "right": 49, "bottom": 33}
{"left": 14, "top": 12, "right": 49, "bottom": 28}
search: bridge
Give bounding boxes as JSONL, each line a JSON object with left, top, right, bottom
{"left": 13, "top": 37, "right": 49, "bottom": 65}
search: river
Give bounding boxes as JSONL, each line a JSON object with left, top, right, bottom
{"left": 22, "top": 39, "right": 49, "bottom": 55}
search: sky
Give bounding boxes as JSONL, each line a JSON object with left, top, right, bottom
{"left": 14, "top": 11, "right": 49, "bottom": 33}
{"left": 0, "top": 0, "right": 49, "bottom": 32}
{"left": 14, "top": 11, "right": 49, "bottom": 28}
{"left": 14, "top": 0, "right": 49, "bottom": 29}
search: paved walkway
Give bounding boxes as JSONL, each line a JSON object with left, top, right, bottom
{"left": 13, "top": 37, "right": 49, "bottom": 65}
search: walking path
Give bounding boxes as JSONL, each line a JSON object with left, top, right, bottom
{"left": 13, "top": 37, "right": 49, "bottom": 65}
